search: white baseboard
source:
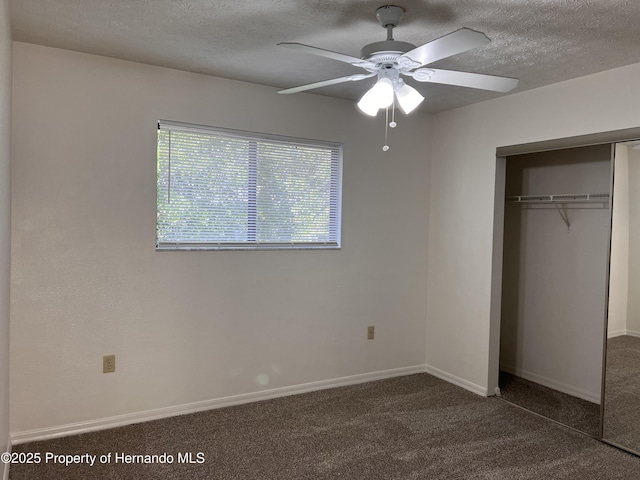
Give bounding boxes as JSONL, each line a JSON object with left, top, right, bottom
{"left": 607, "top": 329, "right": 627, "bottom": 338}
{"left": 423, "top": 364, "right": 487, "bottom": 397}
{"left": 607, "top": 329, "right": 640, "bottom": 339}
{"left": 500, "top": 364, "right": 600, "bottom": 404}
{"left": 3, "top": 434, "right": 10, "bottom": 480}
{"left": 11, "top": 364, "right": 427, "bottom": 445}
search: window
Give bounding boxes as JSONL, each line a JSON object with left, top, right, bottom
{"left": 156, "top": 121, "right": 342, "bottom": 250}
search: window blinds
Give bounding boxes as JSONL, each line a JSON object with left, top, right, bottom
{"left": 157, "top": 121, "right": 342, "bottom": 250}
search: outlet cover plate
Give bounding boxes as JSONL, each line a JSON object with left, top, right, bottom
{"left": 103, "top": 354, "right": 116, "bottom": 373}
{"left": 367, "top": 326, "right": 375, "bottom": 340}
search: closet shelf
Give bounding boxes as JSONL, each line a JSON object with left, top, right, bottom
{"left": 506, "top": 193, "right": 610, "bottom": 231}
{"left": 507, "top": 193, "right": 610, "bottom": 204}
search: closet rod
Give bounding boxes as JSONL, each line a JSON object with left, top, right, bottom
{"left": 506, "top": 193, "right": 609, "bottom": 231}
{"left": 507, "top": 193, "right": 610, "bottom": 204}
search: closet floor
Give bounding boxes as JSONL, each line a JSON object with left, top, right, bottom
{"left": 498, "top": 371, "right": 600, "bottom": 437}
{"left": 603, "top": 335, "right": 640, "bottom": 451}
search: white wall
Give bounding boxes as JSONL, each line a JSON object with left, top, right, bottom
{"left": 627, "top": 150, "right": 640, "bottom": 335}
{"left": 608, "top": 144, "right": 629, "bottom": 337}
{"left": 500, "top": 147, "right": 610, "bottom": 402}
{"left": 0, "top": 0, "right": 11, "bottom": 457}
{"left": 10, "top": 43, "right": 431, "bottom": 435}
{"left": 427, "top": 60, "right": 640, "bottom": 394}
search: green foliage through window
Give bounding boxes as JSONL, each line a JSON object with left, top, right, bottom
{"left": 157, "top": 121, "right": 342, "bottom": 249}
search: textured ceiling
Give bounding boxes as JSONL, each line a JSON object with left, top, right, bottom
{"left": 9, "top": 0, "right": 640, "bottom": 113}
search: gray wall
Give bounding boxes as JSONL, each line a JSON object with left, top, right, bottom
{"left": 627, "top": 150, "right": 640, "bottom": 334}
{"left": 427, "top": 59, "right": 640, "bottom": 396}
{"left": 10, "top": 43, "right": 431, "bottom": 436}
{"left": 0, "top": 0, "right": 11, "bottom": 458}
{"left": 608, "top": 144, "right": 629, "bottom": 337}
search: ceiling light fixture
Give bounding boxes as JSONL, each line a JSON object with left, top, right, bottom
{"left": 356, "top": 76, "right": 424, "bottom": 116}
{"left": 356, "top": 77, "right": 394, "bottom": 116}
{"left": 355, "top": 69, "right": 425, "bottom": 150}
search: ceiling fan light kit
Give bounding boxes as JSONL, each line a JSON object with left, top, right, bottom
{"left": 396, "top": 82, "right": 424, "bottom": 114}
{"left": 278, "top": 5, "right": 519, "bottom": 151}
{"left": 357, "top": 70, "right": 425, "bottom": 117}
{"left": 357, "top": 76, "right": 393, "bottom": 116}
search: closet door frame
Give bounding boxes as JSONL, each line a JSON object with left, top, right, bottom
{"left": 489, "top": 127, "right": 640, "bottom": 412}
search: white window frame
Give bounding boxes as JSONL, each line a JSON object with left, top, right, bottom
{"left": 156, "top": 120, "right": 343, "bottom": 251}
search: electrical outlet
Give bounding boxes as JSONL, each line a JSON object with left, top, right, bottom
{"left": 367, "top": 326, "right": 375, "bottom": 340}
{"left": 103, "top": 354, "right": 116, "bottom": 373}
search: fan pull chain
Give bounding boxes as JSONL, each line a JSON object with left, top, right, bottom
{"left": 390, "top": 100, "right": 397, "bottom": 128}
{"left": 383, "top": 107, "right": 390, "bottom": 151}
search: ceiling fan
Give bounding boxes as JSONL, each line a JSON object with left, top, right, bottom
{"left": 277, "top": 5, "right": 519, "bottom": 116}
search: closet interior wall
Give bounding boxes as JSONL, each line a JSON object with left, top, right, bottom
{"left": 609, "top": 144, "right": 640, "bottom": 339}
{"left": 500, "top": 144, "right": 611, "bottom": 404}
{"left": 625, "top": 148, "right": 640, "bottom": 335}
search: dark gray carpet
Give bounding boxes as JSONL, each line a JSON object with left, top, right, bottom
{"left": 9, "top": 373, "right": 640, "bottom": 479}
{"left": 603, "top": 335, "right": 640, "bottom": 452}
{"left": 498, "top": 371, "right": 601, "bottom": 436}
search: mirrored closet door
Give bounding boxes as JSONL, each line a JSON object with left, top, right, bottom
{"left": 603, "top": 141, "right": 640, "bottom": 454}
{"left": 499, "top": 144, "right": 612, "bottom": 437}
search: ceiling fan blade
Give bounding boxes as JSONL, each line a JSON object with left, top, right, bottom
{"left": 413, "top": 68, "right": 519, "bottom": 92}
{"left": 278, "top": 42, "right": 374, "bottom": 69}
{"left": 398, "top": 28, "right": 490, "bottom": 69}
{"left": 278, "top": 73, "right": 375, "bottom": 94}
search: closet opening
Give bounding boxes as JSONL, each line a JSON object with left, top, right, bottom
{"left": 490, "top": 127, "right": 640, "bottom": 452}
{"left": 487, "top": 128, "right": 640, "bottom": 455}
{"left": 497, "top": 144, "right": 612, "bottom": 436}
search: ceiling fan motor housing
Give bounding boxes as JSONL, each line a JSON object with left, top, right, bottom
{"left": 364, "top": 6, "right": 414, "bottom": 65}
{"left": 361, "top": 40, "right": 416, "bottom": 64}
